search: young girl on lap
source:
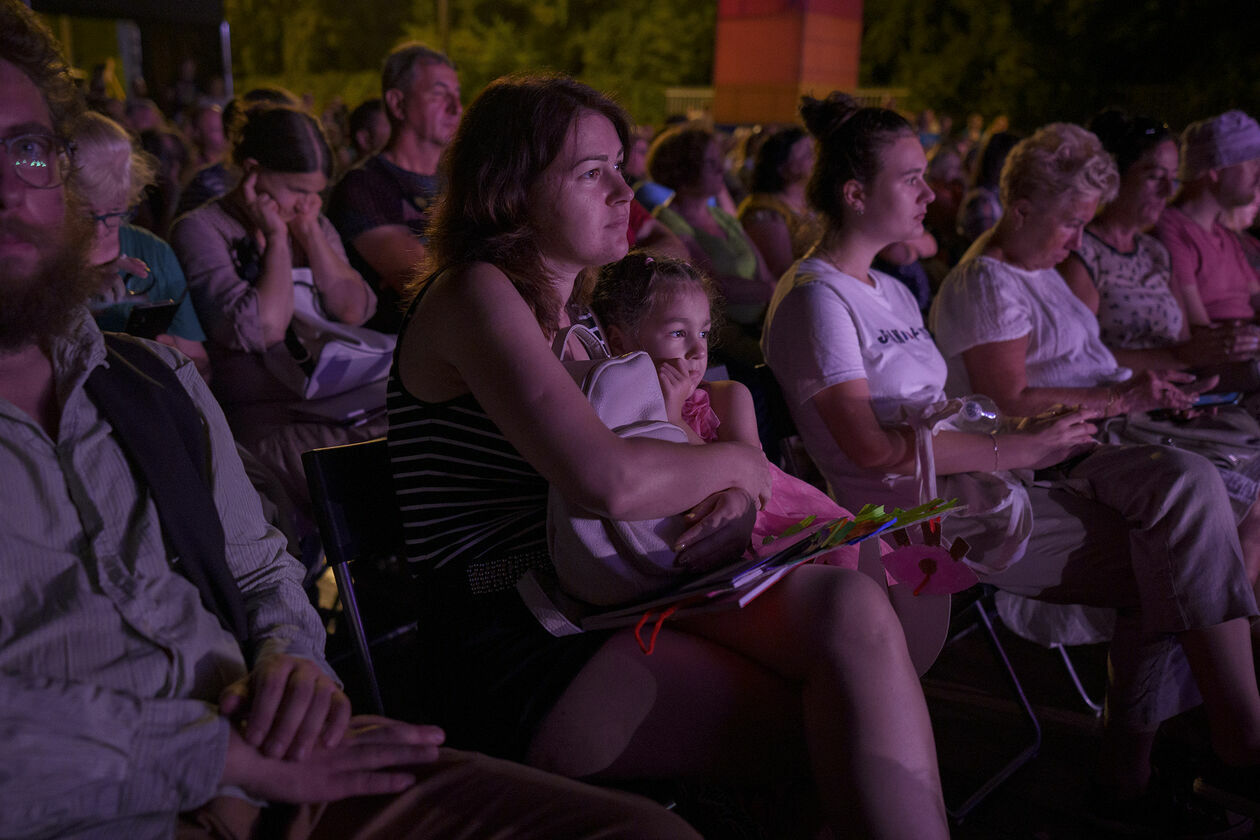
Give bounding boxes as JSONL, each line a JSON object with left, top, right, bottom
{"left": 592, "top": 252, "right": 867, "bottom": 570}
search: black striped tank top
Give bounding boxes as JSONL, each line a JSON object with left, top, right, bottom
{"left": 386, "top": 371, "right": 552, "bottom": 594}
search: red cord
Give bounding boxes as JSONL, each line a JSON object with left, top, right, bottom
{"left": 633, "top": 604, "right": 680, "bottom": 655}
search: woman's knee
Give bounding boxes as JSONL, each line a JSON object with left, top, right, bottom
{"left": 785, "top": 567, "right": 908, "bottom": 660}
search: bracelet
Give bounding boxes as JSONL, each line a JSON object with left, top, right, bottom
{"left": 988, "top": 432, "right": 999, "bottom": 472}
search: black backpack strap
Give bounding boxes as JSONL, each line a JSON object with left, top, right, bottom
{"left": 84, "top": 333, "right": 250, "bottom": 645}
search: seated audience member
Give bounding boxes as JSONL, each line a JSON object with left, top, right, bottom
{"left": 923, "top": 139, "right": 967, "bottom": 266}
{"left": 737, "top": 125, "right": 823, "bottom": 278}
{"left": 388, "top": 73, "right": 950, "bottom": 838}
{"left": 124, "top": 95, "right": 163, "bottom": 134}
{"left": 70, "top": 110, "right": 210, "bottom": 381}
{"left": 135, "top": 125, "right": 189, "bottom": 236}
{"left": 348, "top": 96, "right": 390, "bottom": 164}
{"left": 170, "top": 104, "right": 383, "bottom": 513}
{"left": 628, "top": 125, "right": 675, "bottom": 212}
{"left": 1222, "top": 183, "right": 1260, "bottom": 275}
{"left": 874, "top": 230, "right": 939, "bottom": 318}
{"left": 627, "top": 196, "right": 688, "bottom": 260}
{"left": 762, "top": 94, "right": 1260, "bottom": 831}
{"left": 933, "top": 120, "right": 1260, "bottom": 606}
{"left": 0, "top": 6, "right": 701, "bottom": 839}
{"left": 956, "top": 130, "right": 1020, "bottom": 245}
{"left": 175, "top": 87, "right": 301, "bottom": 218}
{"left": 1060, "top": 111, "right": 1260, "bottom": 374}
{"left": 327, "top": 42, "right": 462, "bottom": 333}
{"left": 649, "top": 122, "right": 778, "bottom": 367}
{"left": 1155, "top": 110, "right": 1260, "bottom": 325}
{"left": 185, "top": 102, "right": 226, "bottom": 174}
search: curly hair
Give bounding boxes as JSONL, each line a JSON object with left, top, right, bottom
{"left": 0, "top": 0, "right": 83, "bottom": 140}
{"left": 1000, "top": 123, "right": 1119, "bottom": 208}
{"left": 68, "top": 111, "right": 157, "bottom": 210}
{"left": 646, "top": 122, "right": 714, "bottom": 192}
{"left": 798, "top": 92, "right": 914, "bottom": 226}
{"left": 590, "top": 251, "right": 722, "bottom": 339}
{"left": 418, "top": 73, "right": 629, "bottom": 336}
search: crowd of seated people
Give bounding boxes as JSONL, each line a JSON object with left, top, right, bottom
{"left": 13, "top": 0, "right": 1260, "bottom": 834}
{"left": 0, "top": 4, "right": 708, "bottom": 838}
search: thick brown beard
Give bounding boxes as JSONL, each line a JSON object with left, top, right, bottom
{"left": 0, "top": 192, "right": 103, "bottom": 353}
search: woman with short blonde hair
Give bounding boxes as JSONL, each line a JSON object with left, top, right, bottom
{"left": 69, "top": 111, "right": 209, "bottom": 378}
{"left": 999, "top": 121, "right": 1119, "bottom": 209}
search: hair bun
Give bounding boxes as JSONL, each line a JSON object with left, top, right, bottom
{"left": 799, "top": 92, "right": 861, "bottom": 141}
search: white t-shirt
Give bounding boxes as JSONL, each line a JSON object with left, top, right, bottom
{"left": 761, "top": 256, "right": 948, "bottom": 508}
{"left": 930, "top": 237, "right": 1130, "bottom": 395}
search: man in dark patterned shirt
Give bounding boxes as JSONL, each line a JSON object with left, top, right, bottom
{"left": 328, "top": 43, "right": 461, "bottom": 332}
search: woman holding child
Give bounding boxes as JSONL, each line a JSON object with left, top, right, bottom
{"left": 387, "top": 74, "right": 949, "bottom": 838}
{"left": 762, "top": 93, "right": 1260, "bottom": 829}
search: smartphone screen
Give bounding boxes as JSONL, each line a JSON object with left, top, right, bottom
{"left": 1193, "top": 391, "right": 1243, "bottom": 408}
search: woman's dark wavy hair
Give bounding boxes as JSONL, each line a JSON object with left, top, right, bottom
{"left": 591, "top": 251, "right": 723, "bottom": 339}
{"left": 750, "top": 125, "right": 808, "bottom": 194}
{"left": 419, "top": 73, "right": 630, "bottom": 335}
{"left": 799, "top": 92, "right": 914, "bottom": 226}
{"left": 1, "top": 0, "right": 84, "bottom": 140}
{"left": 1088, "top": 109, "right": 1174, "bottom": 177}
{"left": 229, "top": 104, "right": 333, "bottom": 179}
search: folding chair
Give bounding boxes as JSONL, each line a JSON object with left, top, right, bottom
{"left": 303, "top": 437, "right": 409, "bottom": 716}
{"left": 940, "top": 585, "right": 1044, "bottom": 821}
{"left": 750, "top": 363, "right": 825, "bottom": 483}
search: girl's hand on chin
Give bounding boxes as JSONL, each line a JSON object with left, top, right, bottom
{"left": 656, "top": 358, "right": 694, "bottom": 420}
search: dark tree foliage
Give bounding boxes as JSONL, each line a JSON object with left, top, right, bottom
{"left": 227, "top": 0, "right": 716, "bottom": 124}
{"left": 862, "top": 0, "right": 1260, "bottom": 130}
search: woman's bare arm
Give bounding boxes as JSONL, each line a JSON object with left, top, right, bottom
{"left": 399, "top": 264, "right": 770, "bottom": 519}
{"left": 810, "top": 377, "right": 1097, "bottom": 475}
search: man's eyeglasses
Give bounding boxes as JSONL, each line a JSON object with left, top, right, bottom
{"left": 92, "top": 207, "right": 138, "bottom": 231}
{"left": 1, "top": 133, "right": 69, "bottom": 189}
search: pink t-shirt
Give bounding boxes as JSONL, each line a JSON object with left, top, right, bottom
{"left": 1154, "top": 205, "right": 1259, "bottom": 321}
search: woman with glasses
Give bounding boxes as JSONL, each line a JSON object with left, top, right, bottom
{"left": 68, "top": 111, "right": 210, "bottom": 380}
{"left": 648, "top": 123, "right": 777, "bottom": 367}
{"left": 1059, "top": 111, "right": 1260, "bottom": 373}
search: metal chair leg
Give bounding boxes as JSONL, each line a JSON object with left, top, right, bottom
{"left": 946, "top": 596, "right": 1043, "bottom": 822}
{"left": 332, "top": 560, "right": 385, "bottom": 715}
{"left": 1053, "top": 643, "right": 1104, "bottom": 716}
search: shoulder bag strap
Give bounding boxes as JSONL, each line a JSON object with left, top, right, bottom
{"left": 85, "top": 333, "right": 250, "bottom": 646}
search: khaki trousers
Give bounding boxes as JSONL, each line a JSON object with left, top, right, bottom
{"left": 178, "top": 748, "right": 699, "bottom": 840}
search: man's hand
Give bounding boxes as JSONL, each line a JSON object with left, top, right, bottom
{"left": 219, "top": 654, "right": 352, "bottom": 760}
{"left": 221, "top": 716, "right": 445, "bottom": 803}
